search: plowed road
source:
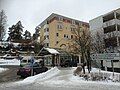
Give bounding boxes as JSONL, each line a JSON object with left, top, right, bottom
{"left": 0, "top": 66, "right": 21, "bottom": 83}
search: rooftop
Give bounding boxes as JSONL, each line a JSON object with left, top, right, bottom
{"left": 37, "top": 13, "right": 89, "bottom": 28}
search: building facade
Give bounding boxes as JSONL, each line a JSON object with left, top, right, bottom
{"left": 89, "top": 8, "right": 120, "bottom": 72}
{"left": 90, "top": 8, "right": 120, "bottom": 51}
{"left": 36, "top": 13, "right": 89, "bottom": 50}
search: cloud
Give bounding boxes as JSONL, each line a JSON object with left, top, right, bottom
{"left": 0, "top": 0, "right": 120, "bottom": 35}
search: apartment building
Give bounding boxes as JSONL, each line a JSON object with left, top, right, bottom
{"left": 89, "top": 8, "right": 120, "bottom": 72}
{"left": 36, "top": 13, "right": 89, "bottom": 50}
{"left": 90, "top": 8, "right": 120, "bottom": 51}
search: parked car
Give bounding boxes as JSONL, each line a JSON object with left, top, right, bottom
{"left": 20, "top": 57, "right": 31, "bottom": 67}
{"left": 17, "top": 63, "right": 48, "bottom": 78}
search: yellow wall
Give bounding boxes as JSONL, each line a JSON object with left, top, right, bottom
{"left": 39, "top": 17, "right": 89, "bottom": 50}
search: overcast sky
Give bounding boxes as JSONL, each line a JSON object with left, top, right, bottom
{"left": 0, "top": 0, "right": 120, "bottom": 35}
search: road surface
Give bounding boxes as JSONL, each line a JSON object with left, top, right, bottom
{"left": 0, "top": 66, "right": 21, "bottom": 83}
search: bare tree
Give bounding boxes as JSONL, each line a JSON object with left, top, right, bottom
{"left": 0, "top": 10, "right": 7, "bottom": 41}
{"left": 91, "top": 30, "right": 105, "bottom": 68}
{"left": 69, "top": 26, "right": 91, "bottom": 74}
{"left": 91, "top": 31, "right": 105, "bottom": 53}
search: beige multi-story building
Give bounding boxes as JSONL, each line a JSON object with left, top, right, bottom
{"left": 36, "top": 13, "right": 89, "bottom": 50}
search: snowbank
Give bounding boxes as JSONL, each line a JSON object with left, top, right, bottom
{"left": 17, "top": 67, "right": 60, "bottom": 84}
{"left": 0, "top": 67, "right": 8, "bottom": 73}
{"left": 72, "top": 67, "right": 120, "bottom": 82}
{"left": 0, "top": 59, "right": 20, "bottom": 66}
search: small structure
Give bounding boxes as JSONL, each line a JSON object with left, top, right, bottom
{"left": 38, "top": 47, "right": 79, "bottom": 67}
{"left": 38, "top": 47, "right": 60, "bottom": 66}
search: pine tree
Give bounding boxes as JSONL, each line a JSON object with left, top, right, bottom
{"left": 7, "top": 21, "right": 23, "bottom": 42}
{"left": 23, "top": 30, "right": 31, "bottom": 40}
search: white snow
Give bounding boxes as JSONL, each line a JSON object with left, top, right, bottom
{"left": 12, "top": 67, "right": 120, "bottom": 90}
{"left": 44, "top": 48, "right": 59, "bottom": 54}
{"left": 0, "top": 59, "right": 20, "bottom": 66}
{"left": 0, "top": 67, "right": 8, "bottom": 73}
{"left": 16, "top": 67, "right": 60, "bottom": 84}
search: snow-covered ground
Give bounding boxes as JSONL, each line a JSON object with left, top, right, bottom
{"left": 0, "top": 67, "right": 120, "bottom": 90}
{"left": 0, "top": 59, "right": 20, "bottom": 66}
{"left": 15, "top": 67, "right": 120, "bottom": 89}
{"left": 16, "top": 67, "right": 60, "bottom": 84}
{"left": 0, "top": 67, "right": 8, "bottom": 73}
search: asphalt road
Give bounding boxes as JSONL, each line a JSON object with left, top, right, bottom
{"left": 0, "top": 66, "right": 21, "bottom": 83}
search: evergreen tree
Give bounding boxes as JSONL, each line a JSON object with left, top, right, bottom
{"left": 23, "top": 30, "right": 31, "bottom": 40}
{"left": 7, "top": 21, "right": 23, "bottom": 42}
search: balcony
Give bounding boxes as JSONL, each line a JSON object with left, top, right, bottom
{"left": 43, "top": 24, "right": 49, "bottom": 29}
{"left": 44, "top": 38, "right": 49, "bottom": 43}
{"left": 103, "top": 19, "right": 120, "bottom": 28}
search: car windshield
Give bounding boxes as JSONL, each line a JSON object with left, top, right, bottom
{"left": 22, "top": 62, "right": 40, "bottom": 68}
{"left": 23, "top": 65, "right": 31, "bottom": 68}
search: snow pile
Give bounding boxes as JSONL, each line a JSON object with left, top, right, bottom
{"left": 72, "top": 67, "right": 120, "bottom": 82}
{"left": 17, "top": 67, "right": 60, "bottom": 84}
{"left": 0, "top": 59, "right": 20, "bottom": 66}
{"left": 90, "top": 68, "right": 120, "bottom": 82}
{"left": 0, "top": 67, "right": 8, "bottom": 73}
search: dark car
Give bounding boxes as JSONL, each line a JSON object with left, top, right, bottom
{"left": 17, "top": 63, "right": 48, "bottom": 78}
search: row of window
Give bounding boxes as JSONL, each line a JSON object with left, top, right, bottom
{"left": 44, "top": 28, "right": 49, "bottom": 32}
{"left": 44, "top": 34, "right": 73, "bottom": 40}
{"left": 57, "top": 24, "right": 77, "bottom": 31}
{"left": 46, "top": 16, "right": 89, "bottom": 28}
{"left": 44, "top": 25, "right": 76, "bottom": 32}
{"left": 56, "top": 33, "right": 73, "bottom": 39}
{"left": 44, "top": 35, "right": 49, "bottom": 39}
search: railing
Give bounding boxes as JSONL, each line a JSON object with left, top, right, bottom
{"left": 103, "top": 19, "right": 120, "bottom": 28}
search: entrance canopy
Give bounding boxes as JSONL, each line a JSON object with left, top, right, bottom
{"left": 38, "top": 47, "right": 59, "bottom": 56}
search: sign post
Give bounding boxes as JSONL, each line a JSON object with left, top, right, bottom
{"left": 30, "top": 56, "right": 35, "bottom": 76}
{"left": 91, "top": 53, "right": 120, "bottom": 74}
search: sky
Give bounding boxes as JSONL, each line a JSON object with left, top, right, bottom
{"left": 0, "top": 0, "right": 120, "bottom": 35}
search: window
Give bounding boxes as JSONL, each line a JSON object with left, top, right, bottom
{"left": 57, "top": 24, "right": 63, "bottom": 29}
{"left": 56, "top": 41, "right": 59, "bottom": 44}
{"left": 72, "top": 20, "right": 75, "bottom": 25}
{"left": 46, "top": 21, "right": 49, "bottom": 24}
{"left": 46, "top": 35, "right": 49, "bottom": 39}
{"left": 57, "top": 22, "right": 63, "bottom": 30}
{"left": 58, "top": 17, "right": 63, "bottom": 21}
{"left": 64, "top": 34, "right": 69, "bottom": 39}
{"left": 44, "top": 35, "right": 49, "bottom": 39}
{"left": 46, "top": 43, "right": 49, "bottom": 47}
{"left": 71, "top": 35, "right": 73, "bottom": 39}
{"left": 44, "top": 28, "right": 49, "bottom": 32}
{"left": 46, "top": 28, "right": 49, "bottom": 32}
{"left": 44, "top": 36, "right": 46, "bottom": 39}
{"left": 56, "top": 33, "right": 59, "bottom": 37}
{"left": 71, "top": 27, "right": 76, "bottom": 32}
{"left": 64, "top": 34, "right": 66, "bottom": 38}
{"left": 66, "top": 35, "right": 69, "bottom": 38}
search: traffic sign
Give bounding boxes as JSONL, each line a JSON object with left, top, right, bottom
{"left": 91, "top": 53, "right": 120, "bottom": 61}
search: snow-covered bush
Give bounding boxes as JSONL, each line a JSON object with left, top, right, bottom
{"left": 73, "top": 67, "right": 120, "bottom": 82}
